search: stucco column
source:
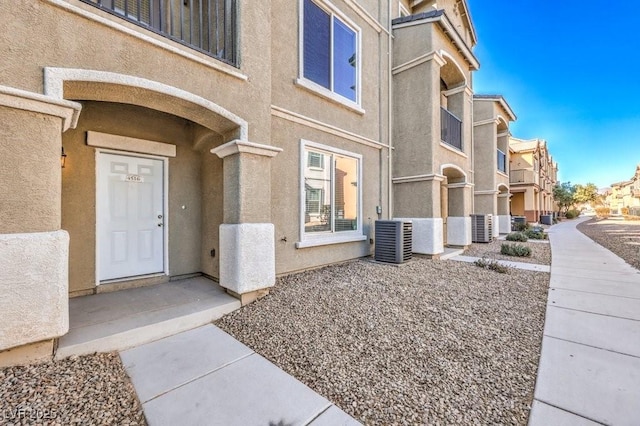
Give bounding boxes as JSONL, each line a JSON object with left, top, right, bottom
{"left": 497, "top": 193, "right": 511, "bottom": 234}
{"left": 211, "top": 140, "right": 282, "bottom": 304}
{"left": 393, "top": 176, "right": 445, "bottom": 256}
{"left": 447, "top": 183, "right": 473, "bottom": 247}
{"left": 0, "top": 86, "right": 80, "bottom": 360}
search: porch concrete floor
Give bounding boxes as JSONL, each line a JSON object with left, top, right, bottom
{"left": 56, "top": 277, "right": 240, "bottom": 359}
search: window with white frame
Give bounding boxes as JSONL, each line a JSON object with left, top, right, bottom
{"left": 301, "top": 141, "right": 361, "bottom": 239}
{"left": 302, "top": 0, "right": 359, "bottom": 103}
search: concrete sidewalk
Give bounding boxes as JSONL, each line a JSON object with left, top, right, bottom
{"left": 529, "top": 217, "right": 640, "bottom": 426}
{"left": 120, "top": 324, "right": 360, "bottom": 426}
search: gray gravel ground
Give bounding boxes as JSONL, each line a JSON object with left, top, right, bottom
{"left": 464, "top": 240, "right": 551, "bottom": 266}
{"left": 217, "top": 258, "right": 549, "bottom": 425}
{"left": 0, "top": 353, "right": 145, "bottom": 425}
{"left": 577, "top": 218, "right": 640, "bottom": 271}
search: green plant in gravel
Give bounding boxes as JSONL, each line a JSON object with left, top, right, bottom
{"left": 506, "top": 232, "right": 528, "bottom": 242}
{"left": 501, "top": 243, "right": 532, "bottom": 257}
{"left": 513, "top": 221, "right": 528, "bottom": 232}
{"left": 474, "top": 257, "right": 509, "bottom": 273}
{"left": 524, "top": 228, "right": 547, "bottom": 240}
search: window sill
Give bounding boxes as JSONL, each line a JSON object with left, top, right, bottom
{"left": 497, "top": 170, "right": 509, "bottom": 178}
{"left": 296, "top": 233, "right": 367, "bottom": 249}
{"left": 295, "top": 78, "right": 365, "bottom": 115}
{"left": 439, "top": 142, "right": 468, "bottom": 158}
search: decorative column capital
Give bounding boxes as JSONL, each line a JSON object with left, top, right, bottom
{"left": 211, "top": 140, "right": 282, "bottom": 159}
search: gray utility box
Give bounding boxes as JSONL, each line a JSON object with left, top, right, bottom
{"left": 540, "top": 214, "right": 553, "bottom": 225}
{"left": 512, "top": 216, "right": 526, "bottom": 230}
{"left": 374, "top": 220, "right": 412, "bottom": 264}
{"left": 471, "top": 214, "right": 493, "bottom": 243}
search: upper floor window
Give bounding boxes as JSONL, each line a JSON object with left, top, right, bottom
{"left": 497, "top": 149, "right": 507, "bottom": 174}
{"left": 302, "top": 0, "right": 359, "bottom": 103}
{"left": 81, "top": 0, "right": 237, "bottom": 65}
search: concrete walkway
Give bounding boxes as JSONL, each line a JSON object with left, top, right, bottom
{"left": 529, "top": 218, "right": 640, "bottom": 425}
{"left": 120, "top": 324, "right": 360, "bottom": 426}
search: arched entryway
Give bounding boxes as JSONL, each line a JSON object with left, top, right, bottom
{"left": 49, "top": 68, "right": 278, "bottom": 302}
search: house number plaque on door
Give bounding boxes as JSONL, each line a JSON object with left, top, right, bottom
{"left": 124, "top": 174, "right": 144, "bottom": 183}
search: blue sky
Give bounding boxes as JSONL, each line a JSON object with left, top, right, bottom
{"left": 468, "top": 0, "right": 640, "bottom": 188}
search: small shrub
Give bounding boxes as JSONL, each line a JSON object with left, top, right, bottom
{"left": 524, "top": 228, "right": 547, "bottom": 240}
{"left": 506, "top": 232, "right": 528, "bottom": 242}
{"left": 513, "top": 221, "right": 528, "bottom": 232}
{"left": 500, "top": 243, "right": 532, "bottom": 257}
{"left": 474, "top": 257, "right": 509, "bottom": 273}
{"left": 621, "top": 207, "right": 630, "bottom": 216}
{"left": 565, "top": 209, "right": 580, "bottom": 219}
{"left": 595, "top": 207, "right": 610, "bottom": 218}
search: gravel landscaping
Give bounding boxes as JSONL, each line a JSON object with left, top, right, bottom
{"left": 464, "top": 239, "right": 552, "bottom": 266}
{"left": 217, "top": 258, "right": 549, "bottom": 425}
{"left": 577, "top": 218, "right": 640, "bottom": 271}
{"left": 0, "top": 353, "right": 145, "bottom": 425}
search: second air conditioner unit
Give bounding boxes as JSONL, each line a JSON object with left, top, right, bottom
{"left": 471, "top": 214, "right": 492, "bottom": 243}
{"left": 374, "top": 220, "right": 413, "bottom": 264}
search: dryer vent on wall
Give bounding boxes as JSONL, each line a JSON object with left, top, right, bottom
{"left": 374, "top": 220, "right": 412, "bottom": 264}
{"left": 471, "top": 214, "right": 492, "bottom": 243}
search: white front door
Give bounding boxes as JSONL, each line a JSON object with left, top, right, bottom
{"left": 98, "top": 153, "right": 165, "bottom": 281}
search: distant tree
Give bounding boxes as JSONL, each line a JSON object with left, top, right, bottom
{"left": 553, "top": 182, "right": 576, "bottom": 214}
{"left": 574, "top": 183, "right": 599, "bottom": 206}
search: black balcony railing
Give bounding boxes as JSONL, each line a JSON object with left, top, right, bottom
{"left": 440, "top": 107, "right": 463, "bottom": 151}
{"left": 81, "top": 0, "right": 237, "bottom": 65}
{"left": 497, "top": 149, "right": 506, "bottom": 173}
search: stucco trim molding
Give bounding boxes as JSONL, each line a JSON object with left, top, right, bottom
{"left": 392, "top": 173, "right": 446, "bottom": 184}
{"left": 474, "top": 189, "right": 499, "bottom": 195}
{"left": 447, "top": 182, "right": 474, "bottom": 189}
{"left": 0, "top": 85, "right": 81, "bottom": 132}
{"left": 271, "top": 105, "right": 388, "bottom": 150}
{"left": 211, "top": 140, "right": 282, "bottom": 159}
{"left": 87, "top": 131, "right": 177, "bottom": 157}
{"left": 42, "top": 0, "right": 248, "bottom": 81}
{"left": 343, "top": 0, "right": 389, "bottom": 34}
{"left": 44, "top": 67, "right": 249, "bottom": 140}
{"left": 392, "top": 50, "right": 445, "bottom": 75}
{"left": 473, "top": 118, "right": 501, "bottom": 127}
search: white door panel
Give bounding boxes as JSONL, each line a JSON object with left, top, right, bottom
{"left": 98, "top": 153, "right": 165, "bottom": 281}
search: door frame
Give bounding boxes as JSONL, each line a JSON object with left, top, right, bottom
{"left": 95, "top": 149, "right": 170, "bottom": 285}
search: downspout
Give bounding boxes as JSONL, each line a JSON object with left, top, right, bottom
{"left": 387, "top": 0, "right": 393, "bottom": 219}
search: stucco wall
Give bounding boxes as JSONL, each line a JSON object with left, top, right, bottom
{"left": 0, "top": 0, "right": 271, "bottom": 143}
{"left": 270, "top": 118, "right": 383, "bottom": 274}
{"left": 0, "top": 106, "right": 62, "bottom": 234}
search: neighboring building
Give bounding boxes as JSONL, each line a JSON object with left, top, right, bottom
{"left": 392, "top": 1, "right": 479, "bottom": 254}
{"left": 472, "top": 95, "right": 516, "bottom": 236}
{"left": 607, "top": 165, "right": 640, "bottom": 214}
{"left": 509, "top": 137, "right": 558, "bottom": 222}
{"left": 1, "top": 0, "right": 547, "bottom": 362}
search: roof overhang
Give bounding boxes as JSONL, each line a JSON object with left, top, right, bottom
{"left": 473, "top": 95, "right": 517, "bottom": 121}
{"left": 393, "top": 10, "right": 480, "bottom": 71}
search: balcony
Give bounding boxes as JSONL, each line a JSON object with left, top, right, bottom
{"left": 633, "top": 189, "right": 640, "bottom": 198}
{"left": 510, "top": 169, "right": 536, "bottom": 184}
{"left": 497, "top": 149, "right": 506, "bottom": 174}
{"left": 81, "top": 0, "right": 237, "bottom": 65}
{"left": 441, "top": 107, "right": 463, "bottom": 151}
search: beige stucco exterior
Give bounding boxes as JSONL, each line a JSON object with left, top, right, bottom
{"left": 509, "top": 137, "right": 558, "bottom": 222}
{"left": 392, "top": 3, "right": 478, "bottom": 252}
{"left": 473, "top": 95, "right": 516, "bottom": 235}
{"left": 3, "top": 0, "right": 553, "bottom": 362}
